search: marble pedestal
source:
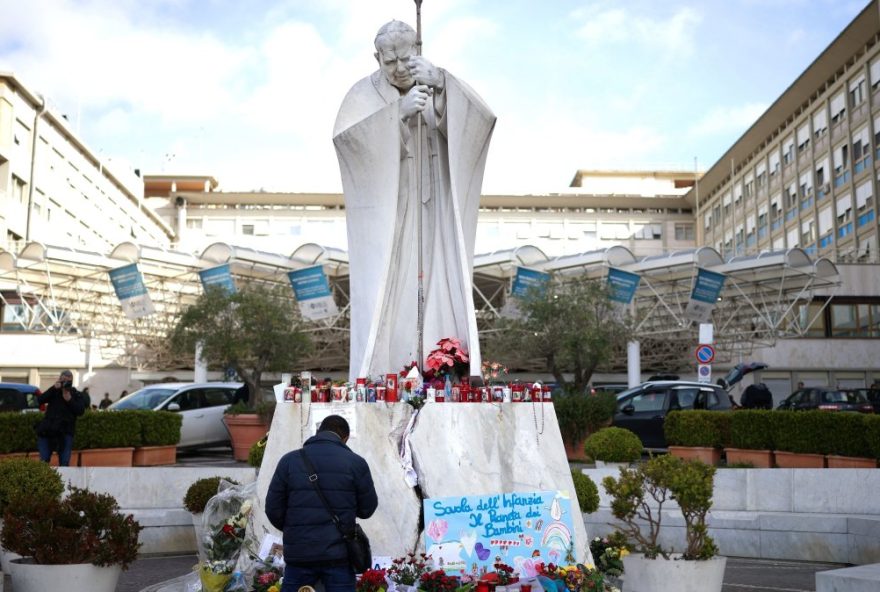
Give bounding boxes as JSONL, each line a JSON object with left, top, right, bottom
{"left": 252, "top": 401, "right": 591, "bottom": 564}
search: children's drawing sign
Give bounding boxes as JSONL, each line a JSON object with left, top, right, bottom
{"left": 422, "top": 490, "right": 575, "bottom": 577}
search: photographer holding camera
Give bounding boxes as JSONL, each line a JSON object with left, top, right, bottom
{"left": 35, "top": 369, "right": 86, "bottom": 466}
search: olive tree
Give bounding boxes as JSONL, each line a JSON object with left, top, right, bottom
{"left": 169, "top": 285, "right": 311, "bottom": 408}
{"left": 485, "top": 277, "right": 632, "bottom": 393}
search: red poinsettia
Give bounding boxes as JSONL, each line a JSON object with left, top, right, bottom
{"left": 424, "top": 338, "right": 469, "bottom": 379}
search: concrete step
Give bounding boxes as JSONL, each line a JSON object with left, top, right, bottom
{"left": 816, "top": 563, "right": 880, "bottom": 592}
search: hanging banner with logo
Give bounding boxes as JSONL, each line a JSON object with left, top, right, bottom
{"left": 606, "top": 267, "right": 641, "bottom": 304}
{"left": 287, "top": 265, "right": 337, "bottom": 321}
{"left": 503, "top": 267, "right": 551, "bottom": 318}
{"left": 108, "top": 263, "right": 154, "bottom": 320}
{"left": 198, "top": 263, "right": 236, "bottom": 294}
{"left": 422, "top": 490, "right": 575, "bottom": 575}
{"left": 684, "top": 268, "right": 726, "bottom": 323}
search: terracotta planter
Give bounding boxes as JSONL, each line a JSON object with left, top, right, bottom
{"left": 223, "top": 414, "right": 269, "bottom": 461}
{"left": 0, "top": 452, "right": 28, "bottom": 461}
{"left": 563, "top": 436, "right": 588, "bottom": 461}
{"left": 724, "top": 448, "right": 774, "bottom": 468}
{"left": 8, "top": 557, "right": 121, "bottom": 592}
{"left": 78, "top": 447, "right": 134, "bottom": 467}
{"left": 48, "top": 450, "right": 81, "bottom": 467}
{"left": 774, "top": 451, "right": 826, "bottom": 468}
{"left": 668, "top": 446, "right": 722, "bottom": 465}
{"left": 622, "top": 553, "right": 726, "bottom": 592}
{"left": 825, "top": 455, "right": 877, "bottom": 468}
{"left": 133, "top": 445, "right": 177, "bottom": 466}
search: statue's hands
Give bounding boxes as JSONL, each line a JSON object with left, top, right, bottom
{"left": 400, "top": 84, "right": 431, "bottom": 121}
{"left": 407, "top": 56, "right": 445, "bottom": 90}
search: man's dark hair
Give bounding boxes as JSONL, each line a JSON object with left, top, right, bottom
{"left": 318, "top": 415, "right": 350, "bottom": 440}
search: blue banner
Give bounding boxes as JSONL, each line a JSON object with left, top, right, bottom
{"left": 685, "top": 268, "right": 726, "bottom": 322}
{"left": 108, "top": 263, "right": 154, "bottom": 319}
{"left": 422, "top": 490, "right": 575, "bottom": 576}
{"left": 606, "top": 267, "right": 641, "bottom": 304}
{"left": 198, "top": 264, "right": 236, "bottom": 294}
{"left": 511, "top": 267, "right": 550, "bottom": 299}
{"left": 287, "top": 265, "right": 337, "bottom": 320}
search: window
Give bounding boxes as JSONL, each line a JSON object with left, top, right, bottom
{"left": 626, "top": 390, "right": 667, "bottom": 413}
{"left": 783, "top": 137, "right": 794, "bottom": 164}
{"left": 801, "top": 219, "right": 815, "bottom": 245}
{"left": 830, "top": 91, "right": 846, "bottom": 124}
{"left": 852, "top": 127, "right": 872, "bottom": 174}
{"left": 849, "top": 74, "right": 866, "bottom": 108}
{"left": 12, "top": 175, "right": 26, "bottom": 203}
{"left": 797, "top": 123, "right": 810, "bottom": 153}
{"left": 674, "top": 223, "right": 695, "bottom": 240}
{"left": 633, "top": 223, "right": 661, "bottom": 240}
{"left": 769, "top": 150, "right": 781, "bottom": 176}
{"left": 289, "top": 224, "right": 302, "bottom": 236}
{"left": 871, "top": 58, "right": 880, "bottom": 90}
{"left": 856, "top": 180, "right": 873, "bottom": 213}
{"left": 599, "top": 223, "right": 630, "bottom": 240}
{"left": 837, "top": 193, "right": 853, "bottom": 225}
{"left": 186, "top": 219, "right": 203, "bottom": 229}
{"left": 813, "top": 108, "right": 828, "bottom": 139}
{"left": 242, "top": 224, "right": 255, "bottom": 235}
{"left": 833, "top": 143, "right": 850, "bottom": 187}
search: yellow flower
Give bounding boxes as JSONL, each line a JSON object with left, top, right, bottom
{"left": 619, "top": 548, "right": 630, "bottom": 558}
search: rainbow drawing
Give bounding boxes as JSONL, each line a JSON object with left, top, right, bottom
{"left": 540, "top": 521, "right": 572, "bottom": 551}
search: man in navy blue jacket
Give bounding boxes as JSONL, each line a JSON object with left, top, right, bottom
{"left": 266, "top": 415, "right": 378, "bottom": 592}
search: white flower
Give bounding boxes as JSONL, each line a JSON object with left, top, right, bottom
{"left": 240, "top": 500, "right": 253, "bottom": 516}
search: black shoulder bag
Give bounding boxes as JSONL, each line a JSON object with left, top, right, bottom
{"left": 300, "top": 449, "right": 372, "bottom": 573}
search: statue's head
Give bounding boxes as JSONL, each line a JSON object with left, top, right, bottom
{"left": 374, "top": 20, "right": 417, "bottom": 91}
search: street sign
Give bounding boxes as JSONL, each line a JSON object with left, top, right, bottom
{"left": 695, "top": 344, "right": 716, "bottom": 364}
{"left": 697, "top": 364, "right": 712, "bottom": 383}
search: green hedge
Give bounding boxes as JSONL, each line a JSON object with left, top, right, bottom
{"left": 134, "top": 411, "right": 182, "bottom": 446}
{"left": 0, "top": 413, "right": 41, "bottom": 453}
{"left": 73, "top": 410, "right": 143, "bottom": 449}
{"left": 824, "top": 412, "right": 872, "bottom": 458}
{"left": 583, "top": 427, "right": 642, "bottom": 462}
{"left": 729, "top": 410, "right": 780, "bottom": 450}
{"left": 553, "top": 391, "right": 617, "bottom": 443}
{"left": 664, "top": 410, "right": 730, "bottom": 448}
{"left": 865, "top": 415, "right": 880, "bottom": 461}
{"left": 774, "top": 411, "right": 832, "bottom": 454}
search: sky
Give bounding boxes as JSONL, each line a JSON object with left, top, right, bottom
{"left": 0, "top": 0, "right": 871, "bottom": 194}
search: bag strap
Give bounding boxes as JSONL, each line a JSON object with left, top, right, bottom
{"left": 299, "top": 448, "right": 347, "bottom": 535}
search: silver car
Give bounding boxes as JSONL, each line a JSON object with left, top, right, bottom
{"left": 109, "top": 382, "right": 242, "bottom": 448}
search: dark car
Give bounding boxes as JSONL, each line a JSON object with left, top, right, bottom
{"left": 777, "top": 387, "right": 874, "bottom": 413}
{"left": 612, "top": 380, "right": 733, "bottom": 449}
{"left": 0, "top": 383, "right": 42, "bottom": 413}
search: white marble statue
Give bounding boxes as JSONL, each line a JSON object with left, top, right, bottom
{"left": 333, "top": 20, "right": 496, "bottom": 380}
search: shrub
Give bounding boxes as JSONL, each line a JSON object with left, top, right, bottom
{"left": 602, "top": 454, "right": 717, "bottom": 560}
{"left": 774, "top": 411, "right": 828, "bottom": 454}
{"left": 583, "top": 427, "right": 642, "bottom": 463}
{"left": 824, "top": 412, "right": 872, "bottom": 458}
{"left": 73, "top": 410, "right": 143, "bottom": 449}
{"left": 664, "top": 411, "right": 730, "bottom": 448}
{"left": 571, "top": 469, "right": 599, "bottom": 513}
{"left": 0, "top": 457, "right": 64, "bottom": 512}
{"left": 1, "top": 486, "right": 142, "bottom": 568}
{"left": 225, "top": 399, "right": 276, "bottom": 424}
{"left": 135, "top": 410, "right": 182, "bottom": 446}
{"left": 0, "top": 413, "right": 41, "bottom": 453}
{"left": 553, "top": 391, "right": 617, "bottom": 443}
{"left": 248, "top": 434, "right": 267, "bottom": 468}
{"left": 183, "top": 476, "right": 240, "bottom": 514}
{"left": 865, "top": 415, "right": 880, "bottom": 461}
{"left": 728, "top": 410, "right": 780, "bottom": 450}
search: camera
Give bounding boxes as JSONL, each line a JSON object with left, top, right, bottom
{"left": 62, "top": 380, "right": 73, "bottom": 389}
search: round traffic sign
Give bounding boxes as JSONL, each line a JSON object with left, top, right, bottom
{"left": 695, "top": 344, "right": 716, "bottom": 364}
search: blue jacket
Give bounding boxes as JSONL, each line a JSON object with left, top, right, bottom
{"left": 265, "top": 431, "right": 378, "bottom": 566}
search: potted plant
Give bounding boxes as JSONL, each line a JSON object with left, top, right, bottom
{"left": 571, "top": 469, "right": 600, "bottom": 514}
{"left": 589, "top": 532, "right": 629, "bottom": 588}
{"left": 387, "top": 552, "right": 431, "bottom": 592}
{"left": 356, "top": 568, "right": 388, "bottom": 592}
{"left": 0, "top": 457, "right": 65, "bottom": 572}
{"left": 132, "top": 410, "right": 182, "bottom": 466}
{"left": 0, "top": 413, "right": 40, "bottom": 458}
{"left": 74, "top": 410, "right": 141, "bottom": 466}
{"left": 552, "top": 391, "right": 617, "bottom": 461}
{"left": 183, "top": 476, "right": 240, "bottom": 561}
{"left": 601, "top": 454, "right": 726, "bottom": 592}
{"left": 773, "top": 411, "right": 826, "bottom": 468}
{"left": 724, "top": 410, "right": 778, "bottom": 468}
{"left": 866, "top": 415, "right": 880, "bottom": 466}
{"left": 583, "top": 426, "right": 642, "bottom": 468}
{"left": 824, "top": 413, "right": 876, "bottom": 468}
{"left": 1, "top": 486, "right": 142, "bottom": 592}
{"left": 664, "top": 411, "right": 729, "bottom": 466}
{"left": 224, "top": 400, "right": 274, "bottom": 462}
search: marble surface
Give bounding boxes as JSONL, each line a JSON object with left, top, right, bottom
{"left": 253, "top": 400, "right": 592, "bottom": 564}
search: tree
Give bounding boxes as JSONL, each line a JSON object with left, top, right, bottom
{"left": 485, "top": 277, "right": 632, "bottom": 393}
{"left": 169, "top": 285, "right": 311, "bottom": 409}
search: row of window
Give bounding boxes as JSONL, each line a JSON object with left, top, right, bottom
{"left": 798, "top": 299, "right": 880, "bottom": 338}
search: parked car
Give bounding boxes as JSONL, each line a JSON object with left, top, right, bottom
{"left": 108, "top": 382, "right": 242, "bottom": 448}
{"left": 777, "top": 387, "right": 874, "bottom": 413}
{"left": 611, "top": 380, "right": 734, "bottom": 449}
{"left": 590, "top": 383, "right": 629, "bottom": 395}
{"left": 0, "top": 382, "right": 42, "bottom": 413}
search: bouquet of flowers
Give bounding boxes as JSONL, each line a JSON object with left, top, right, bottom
{"left": 425, "top": 337, "right": 469, "bottom": 380}
{"left": 199, "top": 493, "right": 254, "bottom": 592}
{"left": 253, "top": 559, "right": 284, "bottom": 592}
{"left": 419, "top": 569, "right": 460, "bottom": 592}
{"left": 589, "top": 535, "right": 629, "bottom": 578}
{"left": 356, "top": 568, "right": 388, "bottom": 592}
{"left": 481, "top": 360, "right": 508, "bottom": 384}
{"left": 492, "top": 562, "right": 516, "bottom": 585}
{"left": 535, "top": 563, "right": 613, "bottom": 592}
{"left": 387, "top": 552, "right": 432, "bottom": 586}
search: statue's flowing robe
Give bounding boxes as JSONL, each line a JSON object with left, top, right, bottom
{"left": 333, "top": 70, "right": 495, "bottom": 380}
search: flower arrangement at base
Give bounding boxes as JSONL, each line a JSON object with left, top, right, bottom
{"left": 425, "top": 337, "right": 469, "bottom": 380}
{"left": 387, "top": 552, "right": 432, "bottom": 587}
{"left": 419, "top": 569, "right": 460, "bottom": 592}
{"left": 253, "top": 558, "right": 284, "bottom": 592}
{"left": 589, "top": 534, "right": 629, "bottom": 578}
{"left": 535, "top": 562, "right": 616, "bottom": 592}
{"left": 481, "top": 360, "right": 508, "bottom": 385}
{"left": 200, "top": 498, "right": 253, "bottom": 592}
{"left": 492, "top": 562, "right": 517, "bottom": 585}
{"left": 356, "top": 568, "right": 388, "bottom": 592}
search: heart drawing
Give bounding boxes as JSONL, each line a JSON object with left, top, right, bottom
{"left": 474, "top": 542, "right": 491, "bottom": 561}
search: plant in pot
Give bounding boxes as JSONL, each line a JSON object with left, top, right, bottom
{"left": 583, "top": 426, "right": 642, "bottom": 468}
{"left": 601, "top": 454, "right": 725, "bottom": 592}
{"left": 224, "top": 400, "right": 274, "bottom": 462}
{"left": 184, "top": 476, "right": 240, "bottom": 561}
{"left": 0, "top": 457, "right": 65, "bottom": 572}
{"left": 553, "top": 391, "right": 617, "bottom": 461}
{"left": 1, "top": 485, "right": 142, "bottom": 592}
{"left": 724, "top": 410, "right": 779, "bottom": 468}
{"left": 571, "top": 469, "right": 600, "bottom": 514}
{"left": 132, "top": 410, "right": 183, "bottom": 466}
{"left": 664, "top": 410, "right": 729, "bottom": 466}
